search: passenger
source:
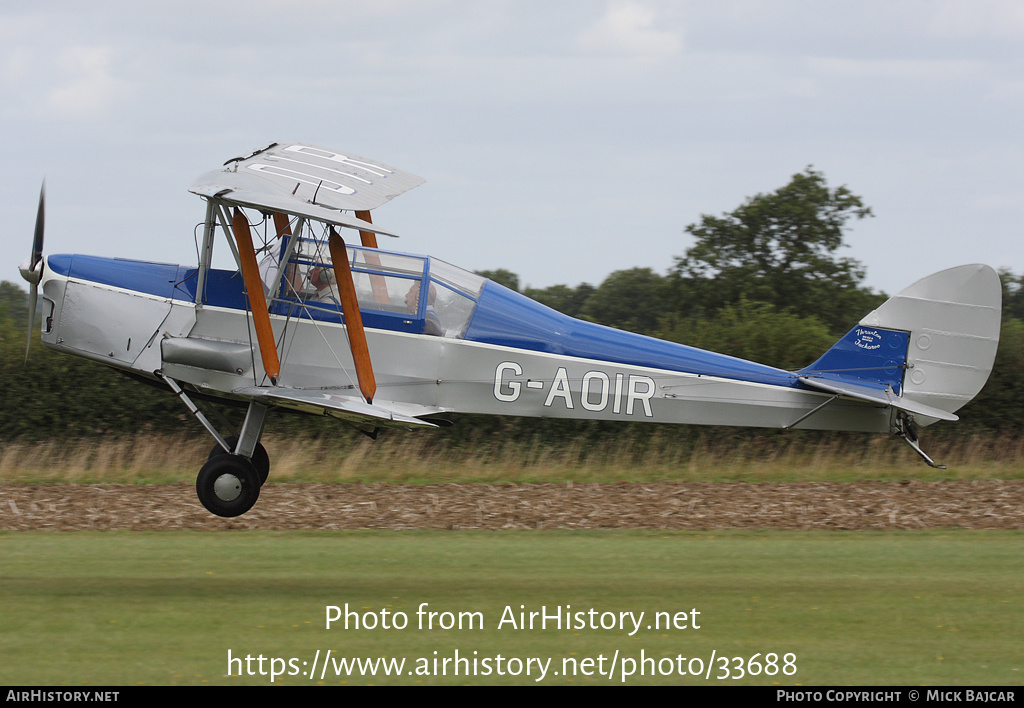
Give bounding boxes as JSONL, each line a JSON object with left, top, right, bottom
{"left": 309, "top": 265, "right": 340, "bottom": 305}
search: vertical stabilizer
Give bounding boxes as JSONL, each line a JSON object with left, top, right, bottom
{"left": 859, "top": 264, "right": 1001, "bottom": 420}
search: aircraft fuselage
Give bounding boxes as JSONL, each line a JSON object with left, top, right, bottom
{"left": 36, "top": 251, "right": 892, "bottom": 433}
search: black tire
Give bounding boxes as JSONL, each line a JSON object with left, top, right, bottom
{"left": 196, "top": 454, "right": 261, "bottom": 518}
{"left": 209, "top": 436, "right": 270, "bottom": 485}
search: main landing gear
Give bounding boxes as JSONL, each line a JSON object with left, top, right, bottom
{"left": 196, "top": 453, "right": 262, "bottom": 518}
{"left": 158, "top": 373, "right": 271, "bottom": 517}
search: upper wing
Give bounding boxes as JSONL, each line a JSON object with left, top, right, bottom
{"left": 233, "top": 386, "right": 440, "bottom": 429}
{"left": 189, "top": 141, "right": 426, "bottom": 235}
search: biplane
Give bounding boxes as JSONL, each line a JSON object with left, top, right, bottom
{"left": 19, "top": 142, "right": 1002, "bottom": 517}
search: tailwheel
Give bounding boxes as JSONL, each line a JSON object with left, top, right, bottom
{"left": 209, "top": 436, "right": 270, "bottom": 485}
{"left": 196, "top": 454, "right": 261, "bottom": 517}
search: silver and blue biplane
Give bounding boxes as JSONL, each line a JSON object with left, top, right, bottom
{"left": 19, "top": 142, "right": 1002, "bottom": 517}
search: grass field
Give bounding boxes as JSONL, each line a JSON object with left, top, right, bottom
{"left": 1, "top": 430, "right": 1022, "bottom": 484}
{"left": 2, "top": 431, "right": 1021, "bottom": 685}
{"left": 1, "top": 529, "right": 1021, "bottom": 685}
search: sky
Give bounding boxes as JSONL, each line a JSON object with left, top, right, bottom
{"left": 2, "top": 1, "right": 1022, "bottom": 299}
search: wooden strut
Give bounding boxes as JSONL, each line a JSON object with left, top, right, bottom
{"left": 354, "top": 210, "right": 377, "bottom": 248}
{"left": 272, "top": 212, "right": 292, "bottom": 240}
{"left": 230, "top": 208, "right": 281, "bottom": 384}
{"left": 355, "top": 210, "right": 391, "bottom": 306}
{"left": 328, "top": 228, "right": 377, "bottom": 404}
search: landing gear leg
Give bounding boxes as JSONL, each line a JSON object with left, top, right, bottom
{"left": 894, "top": 412, "right": 947, "bottom": 470}
{"left": 209, "top": 435, "right": 270, "bottom": 485}
{"left": 157, "top": 373, "right": 273, "bottom": 516}
{"left": 208, "top": 402, "right": 271, "bottom": 484}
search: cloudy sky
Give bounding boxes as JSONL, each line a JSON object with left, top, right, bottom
{"left": 2, "top": 1, "right": 1021, "bottom": 299}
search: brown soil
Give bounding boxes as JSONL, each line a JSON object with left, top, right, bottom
{"left": 1, "top": 481, "right": 1022, "bottom": 531}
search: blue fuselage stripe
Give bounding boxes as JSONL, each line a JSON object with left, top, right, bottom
{"left": 47, "top": 254, "right": 426, "bottom": 334}
{"left": 463, "top": 281, "right": 799, "bottom": 387}
{"left": 48, "top": 255, "right": 804, "bottom": 388}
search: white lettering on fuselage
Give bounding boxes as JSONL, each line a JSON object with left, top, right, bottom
{"left": 493, "top": 362, "right": 654, "bottom": 417}
{"left": 494, "top": 362, "right": 523, "bottom": 402}
{"left": 544, "top": 368, "right": 574, "bottom": 409}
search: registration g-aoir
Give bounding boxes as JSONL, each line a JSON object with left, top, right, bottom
{"left": 18, "top": 142, "right": 1002, "bottom": 517}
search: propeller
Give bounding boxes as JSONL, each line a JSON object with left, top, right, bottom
{"left": 19, "top": 182, "right": 45, "bottom": 362}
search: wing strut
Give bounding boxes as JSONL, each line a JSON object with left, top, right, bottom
{"left": 355, "top": 210, "right": 392, "bottom": 305}
{"left": 231, "top": 208, "right": 281, "bottom": 384}
{"left": 272, "top": 212, "right": 292, "bottom": 240}
{"left": 328, "top": 228, "right": 376, "bottom": 404}
{"left": 355, "top": 210, "right": 378, "bottom": 248}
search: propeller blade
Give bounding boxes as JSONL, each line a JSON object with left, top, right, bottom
{"left": 32, "top": 182, "right": 45, "bottom": 270}
{"left": 23, "top": 181, "right": 45, "bottom": 363}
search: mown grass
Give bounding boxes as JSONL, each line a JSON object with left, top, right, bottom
{"left": 1, "top": 529, "right": 1021, "bottom": 686}
{"left": 0, "top": 429, "right": 1020, "bottom": 485}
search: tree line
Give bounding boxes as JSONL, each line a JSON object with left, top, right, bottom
{"left": 489, "top": 168, "right": 1022, "bottom": 432}
{"left": 1, "top": 168, "right": 1020, "bottom": 442}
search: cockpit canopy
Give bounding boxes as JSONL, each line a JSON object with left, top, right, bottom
{"left": 264, "top": 237, "right": 486, "bottom": 338}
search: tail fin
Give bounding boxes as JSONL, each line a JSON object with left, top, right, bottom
{"left": 799, "top": 264, "right": 1002, "bottom": 426}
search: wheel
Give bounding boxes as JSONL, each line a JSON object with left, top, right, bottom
{"left": 208, "top": 435, "right": 270, "bottom": 485}
{"left": 196, "top": 454, "right": 261, "bottom": 518}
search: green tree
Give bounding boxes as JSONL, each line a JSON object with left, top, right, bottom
{"left": 522, "top": 283, "right": 595, "bottom": 319}
{"left": 673, "top": 167, "right": 880, "bottom": 334}
{"left": 475, "top": 268, "right": 520, "bottom": 292}
{"left": 0, "top": 281, "right": 29, "bottom": 326}
{"left": 1000, "top": 269, "right": 1024, "bottom": 321}
{"left": 659, "top": 300, "right": 836, "bottom": 371}
{"left": 581, "top": 267, "right": 669, "bottom": 335}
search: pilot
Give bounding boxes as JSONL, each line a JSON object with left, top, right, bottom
{"left": 405, "top": 281, "right": 443, "bottom": 336}
{"left": 309, "top": 265, "right": 340, "bottom": 305}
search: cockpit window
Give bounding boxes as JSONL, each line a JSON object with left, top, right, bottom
{"left": 429, "top": 258, "right": 485, "bottom": 299}
{"left": 267, "top": 238, "right": 421, "bottom": 314}
{"left": 428, "top": 258, "right": 486, "bottom": 338}
{"left": 267, "top": 238, "right": 482, "bottom": 338}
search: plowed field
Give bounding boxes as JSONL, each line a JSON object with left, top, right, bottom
{"left": 2, "top": 481, "right": 1022, "bottom": 530}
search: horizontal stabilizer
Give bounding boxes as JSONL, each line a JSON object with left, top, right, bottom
{"left": 797, "top": 376, "right": 958, "bottom": 422}
{"left": 233, "top": 386, "right": 439, "bottom": 429}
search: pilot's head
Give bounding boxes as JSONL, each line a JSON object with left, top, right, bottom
{"left": 310, "top": 265, "right": 336, "bottom": 291}
{"left": 405, "top": 281, "right": 437, "bottom": 311}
